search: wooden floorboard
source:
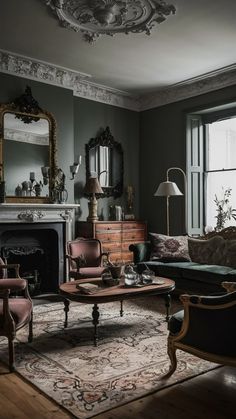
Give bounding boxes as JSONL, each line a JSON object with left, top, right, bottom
{"left": 0, "top": 362, "right": 235, "bottom": 419}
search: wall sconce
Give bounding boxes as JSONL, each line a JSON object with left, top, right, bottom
{"left": 70, "top": 156, "right": 82, "bottom": 180}
{"left": 154, "top": 167, "right": 187, "bottom": 235}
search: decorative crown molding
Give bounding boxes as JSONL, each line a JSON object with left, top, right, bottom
{"left": 140, "top": 64, "right": 236, "bottom": 111}
{"left": 0, "top": 50, "right": 139, "bottom": 111}
{"left": 0, "top": 49, "right": 236, "bottom": 112}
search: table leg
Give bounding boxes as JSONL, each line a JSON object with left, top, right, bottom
{"left": 92, "top": 304, "right": 100, "bottom": 346}
{"left": 120, "top": 300, "right": 124, "bottom": 317}
{"left": 164, "top": 293, "right": 171, "bottom": 322}
{"left": 63, "top": 298, "right": 70, "bottom": 328}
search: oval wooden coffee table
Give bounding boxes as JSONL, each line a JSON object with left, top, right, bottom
{"left": 59, "top": 277, "right": 175, "bottom": 346}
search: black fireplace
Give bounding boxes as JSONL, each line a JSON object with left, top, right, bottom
{"left": 0, "top": 222, "right": 65, "bottom": 294}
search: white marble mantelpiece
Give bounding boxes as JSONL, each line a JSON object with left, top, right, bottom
{"left": 0, "top": 203, "right": 79, "bottom": 242}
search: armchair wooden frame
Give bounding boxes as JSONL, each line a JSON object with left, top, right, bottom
{"left": 0, "top": 263, "right": 33, "bottom": 371}
{"left": 166, "top": 290, "right": 236, "bottom": 378}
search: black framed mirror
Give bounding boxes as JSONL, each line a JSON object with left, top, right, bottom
{"left": 85, "top": 126, "right": 123, "bottom": 198}
{"left": 0, "top": 86, "right": 57, "bottom": 203}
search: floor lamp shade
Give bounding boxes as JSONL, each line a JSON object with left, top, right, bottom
{"left": 154, "top": 181, "right": 183, "bottom": 197}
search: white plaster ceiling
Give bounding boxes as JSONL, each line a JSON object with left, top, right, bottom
{"left": 1, "top": 0, "right": 236, "bottom": 95}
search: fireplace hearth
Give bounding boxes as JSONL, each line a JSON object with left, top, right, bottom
{"left": 0, "top": 222, "right": 65, "bottom": 294}
{"left": 0, "top": 203, "right": 78, "bottom": 294}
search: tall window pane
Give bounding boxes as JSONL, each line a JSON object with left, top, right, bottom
{"left": 208, "top": 118, "right": 236, "bottom": 170}
{"left": 205, "top": 117, "right": 236, "bottom": 229}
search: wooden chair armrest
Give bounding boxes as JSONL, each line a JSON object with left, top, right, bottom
{"left": 0, "top": 278, "right": 27, "bottom": 291}
{"left": 0, "top": 264, "right": 20, "bottom": 278}
{"left": 221, "top": 281, "right": 236, "bottom": 293}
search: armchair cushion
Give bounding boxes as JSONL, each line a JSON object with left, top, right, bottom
{"left": 70, "top": 266, "right": 107, "bottom": 279}
{"left": 0, "top": 298, "right": 32, "bottom": 330}
{"left": 149, "top": 233, "right": 190, "bottom": 262}
{"left": 181, "top": 264, "right": 236, "bottom": 283}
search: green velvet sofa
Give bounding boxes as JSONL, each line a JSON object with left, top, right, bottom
{"left": 129, "top": 227, "right": 236, "bottom": 295}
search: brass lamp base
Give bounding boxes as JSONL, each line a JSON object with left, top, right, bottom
{"left": 87, "top": 196, "right": 98, "bottom": 222}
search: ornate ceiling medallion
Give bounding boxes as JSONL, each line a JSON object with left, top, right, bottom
{"left": 44, "top": 0, "right": 176, "bottom": 43}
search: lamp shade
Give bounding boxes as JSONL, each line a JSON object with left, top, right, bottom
{"left": 84, "top": 176, "right": 103, "bottom": 194}
{"left": 154, "top": 181, "right": 183, "bottom": 197}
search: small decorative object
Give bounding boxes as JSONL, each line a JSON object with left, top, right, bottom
{"left": 214, "top": 187, "right": 236, "bottom": 231}
{"left": 102, "top": 271, "right": 119, "bottom": 287}
{"left": 124, "top": 264, "right": 139, "bottom": 287}
{"left": 51, "top": 167, "right": 68, "bottom": 203}
{"left": 141, "top": 267, "right": 155, "bottom": 284}
{"left": 41, "top": 166, "right": 50, "bottom": 185}
{"left": 109, "top": 205, "right": 115, "bottom": 220}
{"left": 115, "top": 205, "right": 123, "bottom": 221}
{"left": 125, "top": 185, "right": 135, "bottom": 220}
{"left": 15, "top": 184, "right": 22, "bottom": 197}
{"left": 21, "top": 181, "right": 31, "bottom": 196}
{"left": 107, "top": 263, "right": 123, "bottom": 279}
{"left": 84, "top": 176, "right": 104, "bottom": 221}
{"left": 34, "top": 183, "right": 42, "bottom": 197}
{"left": 0, "top": 181, "right": 5, "bottom": 203}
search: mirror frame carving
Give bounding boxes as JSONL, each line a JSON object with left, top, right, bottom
{"left": 0, "top": 87, "right": 57, "bottom": 203}
{"left": 85, "top": 126, "right": 123, "bottom": 198}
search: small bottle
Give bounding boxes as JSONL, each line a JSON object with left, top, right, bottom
{"left": 15, "top": 184, "right": 22, "bottom": 197}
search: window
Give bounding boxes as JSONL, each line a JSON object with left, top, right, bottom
{"left": 205, "top": 117, "right": 236, "bottom": 229}
{"left": 187, "top": 107, "right": 236, "bottom": 235}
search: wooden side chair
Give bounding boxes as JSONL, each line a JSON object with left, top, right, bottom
{"left": 67, "top": 237, "right": 110, "bottom": 280}
{"left": 165, "top": 283, "right": 236, "bottom": 377}
{"left": 0, "top": 259, "right": 33, "bottom": 371}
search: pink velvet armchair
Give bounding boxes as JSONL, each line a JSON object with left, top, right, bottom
{"left": 67, "top": 238, "right": 110, "bottom": 280}
{"left": 0, "top": 259, "right": 33, "bottom": 371}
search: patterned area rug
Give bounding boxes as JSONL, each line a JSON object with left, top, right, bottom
{"left": 0, "top": 297, "right": 218, "bottom": 418}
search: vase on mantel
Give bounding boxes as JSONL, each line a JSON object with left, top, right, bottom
{"left": 0, "top": 181, "right": 5, "bottom": 203}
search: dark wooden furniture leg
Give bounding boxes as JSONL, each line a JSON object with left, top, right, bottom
{"left": 164, "top": 293, "right": 171, "bottom": 322}
{"left": 120, "top": 300, "right": 124, "bottom": 317}
{"left": 63, "top": 298, "right": 70, "bottom": 328}
{"left": 92, "top": 304, "right": 100, "bottom": 346}
{"left": 33, "top": 293, "right": 70, "bottom": 328}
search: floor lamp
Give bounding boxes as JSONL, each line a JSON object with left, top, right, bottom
{"left": 154, "top": 167, "right": 187, "bottom": 235}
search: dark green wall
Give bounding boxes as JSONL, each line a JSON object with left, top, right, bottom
{"left": 0, "top": 73, "right": 139, "bottom": 222}
{"left": 74, "top": 97, "right": 139, "bottom": 221}
{"left": 140, "top": 85, "right": 236, "bottom": 235}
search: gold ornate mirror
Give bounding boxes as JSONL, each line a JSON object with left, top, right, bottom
{"left": 0, "top": 87, "right": 57, "bottom": 203}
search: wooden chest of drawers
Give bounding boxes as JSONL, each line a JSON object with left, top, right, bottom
{"left": 77, "top": 221, "right": 147, "bottom": 263}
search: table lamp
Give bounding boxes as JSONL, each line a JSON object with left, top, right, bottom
{"left": 84, "top": 176, "right": 103, "bottom": 221}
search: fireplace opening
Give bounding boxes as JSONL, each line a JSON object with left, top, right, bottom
{"left": 0, "top": 223, "right": 65, "bottom": 294}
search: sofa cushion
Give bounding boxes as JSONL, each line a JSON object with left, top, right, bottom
{"left": 188, "top": 236, "right": 227, "bottom": 265}
{"left": 139, "top": 261, "right": 197, "bottom": 279}
{"left": 149, "top": 233, "right": 190, "bottom": 262}
{"left": 181, "top": 264, "right": 236, "bottom": 284}
{"left": 225, "top": 240, "right": 236, "bottom": 268}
